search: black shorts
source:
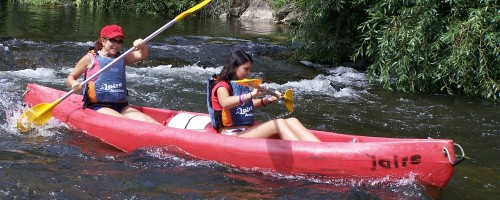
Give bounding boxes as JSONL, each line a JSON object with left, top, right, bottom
{"left": 89, "top": 102, "right": 129, "bottom": 113}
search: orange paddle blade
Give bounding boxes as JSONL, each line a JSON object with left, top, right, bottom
{"left": 232, "top": 79, "right": 263, "bottom": 88}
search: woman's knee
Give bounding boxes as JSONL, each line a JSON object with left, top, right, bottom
{"left": 276, "top": 118, "right": 287, "bottom": 123}
{"left": 285, "top": 117, "right": 300, "bottom": 124}
{"left": 273, "top": 118, "right": 289, "bottom": 127}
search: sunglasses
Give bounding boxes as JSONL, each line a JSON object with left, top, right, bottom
{"left": 105, "top": 38, "right": 123, "bottom": 44}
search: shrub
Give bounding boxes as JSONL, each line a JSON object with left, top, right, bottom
{"left": 353, "top": 0, "right": 499, "bottom": 100}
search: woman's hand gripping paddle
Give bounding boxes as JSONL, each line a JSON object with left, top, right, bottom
{"left": 233, "top": 79, "right": 294, "bottom": 112}
{"left": 16, "top": 0, "right": 213, "bottom": 132}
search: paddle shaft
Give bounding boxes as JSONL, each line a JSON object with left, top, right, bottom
{"left": 58, "top": 20, "right": 179, "bottom": 103}
{"left": 257, "top": 86, "right": 294, "bottom": 112}
{"left": 17, "top": 0, "right": 212, "bottom": 132}
{"left": 232, "top": 78, "right": 293, "bottom": 112}
{"left": 58, "top": 0, "right": 213, "bottom": 103}
{"left": 233, "top": 80, "right": 282, "bottom": 99}
{"left": 261, "top": 88, "right": 281, "bottom": 99}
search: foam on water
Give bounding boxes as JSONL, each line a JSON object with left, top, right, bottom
{"left": 1, "top": 96, "right": 62, "bottom": 137}
{"left": 7, "top": 68, "right": 63, "bottom": 84}
{"left": 16, "top": 67, "right": 57, "bottom": 77}
{"left": 0, "top": 43, "right": 8, "bottom": 51}
{"left": 144, "top": 146, "right": 224, "bottom": 169}
{"left": 327, "top": 66, "right": 367, "bottom": 85}
{"left": 73, "top": 41, "right": 95, "bottom": 47}
{"left": 0, "top": 63, "right": 370, "bottom": 137}
{"left": 134, "top": 64, "right": 220, "bottom": 76}
{"left": 0, "top": 69, "right": 69, "bottom": 137}
{"left": 276, "top": 75, "right": 367, "bottom": 99}
{"left": 2, "top": 56, "right": 369, "bottom": 103}
{"left": 125, "top": 64, "right": 370, "bottom": 100}
{"left": 142, "top": 145, "right": 420, "bottom": 190}
{"left": 150, "top": 43, "right": 201, "bottom": 53}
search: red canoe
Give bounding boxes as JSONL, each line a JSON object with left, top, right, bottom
{"left": 22, "top": 83, "right": 465, "bottom": 188}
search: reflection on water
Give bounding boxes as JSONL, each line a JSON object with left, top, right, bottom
{"left": 231, "top": 18, "right": 287, "bottom": 35}
{"left": 0, "top": 1, "right": 287, "bottom": 43}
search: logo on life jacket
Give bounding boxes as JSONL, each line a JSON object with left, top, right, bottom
{"left": 100, "top": 83, "right": 125, "bottom": 92}
{"left": 235, "top": 106, "right": 254, "bottom": 117}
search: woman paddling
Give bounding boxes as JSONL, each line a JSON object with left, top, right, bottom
{"left": 207, "top": 50, "right": 320, "bottom": 141}
{"left": 66, "top": 24, "right": 160, "bottom": 124}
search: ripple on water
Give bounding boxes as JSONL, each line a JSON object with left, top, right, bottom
{"left": 133, "top": 145, "right": 433, "bottom": 199}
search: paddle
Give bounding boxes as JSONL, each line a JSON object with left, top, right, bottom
{"left": 233, "top": 79, "right": 294, "bottom": 112}
{"left": 16, "top": 0, "right": 212, "bottom": 132}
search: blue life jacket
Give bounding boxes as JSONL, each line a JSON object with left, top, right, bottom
{"left": 207, "top": 77, "right": 218, "bottom": 128}
{"left": 83, "top": 53, "right": 128, "bottom": 108}
{"left": 207, "top": 77, "right": 254, "bottom": 130}
{"left": 228, "top": 81, "right": 254, "bottom": 125}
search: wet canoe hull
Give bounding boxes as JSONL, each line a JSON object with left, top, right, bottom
{"left": 22, "top": 84, "right": 463, "bottom": 188}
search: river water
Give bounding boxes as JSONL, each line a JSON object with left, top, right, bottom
{"left": 0, "top": 2, "right": 498, "bottom": 199}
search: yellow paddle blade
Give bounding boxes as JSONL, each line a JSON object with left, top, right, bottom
{"left": 175, "top": 0, "right": 212, "bottom": 21}
{"left": 283, "top": 89, "right": 294, "bottom": 112}
{"left": 17, "top": 100, "right": 60, "bottom": 132}
{"left": 232, "top": 78, "right": 263, "bottom": 88}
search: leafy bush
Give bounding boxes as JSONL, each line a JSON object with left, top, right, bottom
{"left": 354, "top": 0, "right": 499, "bottom": 100}
{"left": 72, "top": 0, "right": 198, "bottom": 15}
{"left": 130, "top": 0, "right": 197, "bottom": 15}
{"left": 271, "top": 0, "right": 287, "bottom": 9}
{"left": 10, "top": 0, "right": 69, "bottom": 4}
{"left": 291, "top": 1, "right": 367, "bottom": 65}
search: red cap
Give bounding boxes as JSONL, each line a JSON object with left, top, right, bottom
{"left": 100, "top": 24, "right": 126, "bottom": 38}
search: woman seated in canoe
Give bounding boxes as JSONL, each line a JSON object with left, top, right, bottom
{"left": 207, "top": 50, "right": 320, "bottom": 142}
{"left": 66, "top": 24, "right": 160, "bottom": 124}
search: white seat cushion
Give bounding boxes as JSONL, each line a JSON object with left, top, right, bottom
{"left": 167, "top": 113, "right": 211, "bottom": 129}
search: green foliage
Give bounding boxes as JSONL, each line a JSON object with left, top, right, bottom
{"left": 292, "top": 1, "right": 367, "bottom": 64}
{"left": 15, "top": 0, "right": 202, "bottom": 15}
{"left": 271, "top": 0, "right": 287, "bottom": 9}
{"left": 74, "top": 0, "right": 199, "bottom": 15}
{"left": 198, "top": 0, "right": 233, "bottom": 17}
{"left": 291, "top": 0, "right": 307, "bottom": 9}
{"left": 10, "top": 0, "right": 69, "bottom": 5}
{"left": 130, "top": 0, "right": 196, "bottom": 15}
{"left": 438, "top": 1, "right": 500, "bottom": 99}
{"left": 269, "top": 0, "right": 306, "bottom": 9}
{"left": 354, "top": 0, "right": 499, "bottom": 100}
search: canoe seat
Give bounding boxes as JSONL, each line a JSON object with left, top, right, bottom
{"left": 166, "top": 113, "right": 212, "bottom": 130}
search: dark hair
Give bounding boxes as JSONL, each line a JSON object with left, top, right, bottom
{"left": 92, "top": 38, "right": 120, "bottom": 56}
{"left": 94, "top": 39, "right": 103, "bottom": 51}
{"left": 218, "top": 50, "right": 253, "bottom": 82}
{"left": 209, "top": 49, "right": 253, "bottom": 100}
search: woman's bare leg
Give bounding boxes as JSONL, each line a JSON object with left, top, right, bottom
{"left": 121, "top": 106, "right": 161, "bottom": 124}
{"left": 239, "top": 119, "right": 300, "bottom": 141}
{"left": 96, "top": 107, "right": 127, "bottom": 118}
{"left": 285, "top": 117, "right": 321, "bottom": 142}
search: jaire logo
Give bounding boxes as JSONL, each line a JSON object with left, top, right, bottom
{"left": 367, "top": 154, "right": 422, "bottom": 170}
{"left": 235, "top": 106, "right": 253, "bottom": 117}
{"left": 101, "top": 83, "right": 122, "bottom": 90}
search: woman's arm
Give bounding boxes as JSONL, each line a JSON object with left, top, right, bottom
{"left": 216, "top": 87, "right": 242, "bottom": 109}
{"left": 125, "top": 38, "right": 149, "bottom": 65}
{"left": 252, "top": 87, "right": 279, "bottom": 108}
{"left": 66, "top": 55, "right": 91, "bottom": 93}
